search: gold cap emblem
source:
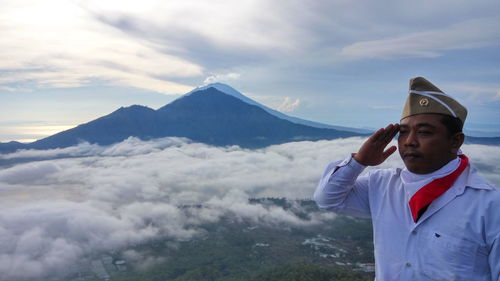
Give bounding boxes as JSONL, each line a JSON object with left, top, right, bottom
{"left": 419, "top": 98, "right": 429, "bottom": 106}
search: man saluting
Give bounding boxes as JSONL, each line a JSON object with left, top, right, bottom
{"left": 314, "top": 77, "right": 500, "bottom": 281}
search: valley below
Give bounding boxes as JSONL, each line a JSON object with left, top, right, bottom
{"left": 34, "top": 199, "right": 374, "bottom": 281}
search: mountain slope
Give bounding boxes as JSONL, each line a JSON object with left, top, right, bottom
{"left": 30, "top": 105, "right": 158, "bottom": 150}
{"left": 187, "top": 83, "right": 370, "bottom": 133}
{"left": 0, "top": 87, "right": 362, "bottom": 153}
{"left": 156, "top": 87, "right": 359, "bottom": 147}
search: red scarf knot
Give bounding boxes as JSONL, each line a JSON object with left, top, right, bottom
{"left": 408, "top": 154, "right": 469, "bottom": 223}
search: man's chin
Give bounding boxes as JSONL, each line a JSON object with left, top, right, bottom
{"left": 403, "top": 160, "right": 429, "bottom": 174}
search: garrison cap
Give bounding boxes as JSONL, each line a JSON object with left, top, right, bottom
{"left": 401, "top": 77, "right": 467, "bottom": 125}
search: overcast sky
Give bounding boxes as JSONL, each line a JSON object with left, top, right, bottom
{"left": 1, "top": 137, "right": 499, "bottom": 279}
{"left": 1, "top": 0, "right": 500, "bottom": 142}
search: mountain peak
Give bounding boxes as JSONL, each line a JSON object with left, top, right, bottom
{"left": 186, "top": 83, "right": 251, "bottom": 103}
{"left": 117, "top": 104, "right": 154, "bottom": 111}
{"left": 109, "top": 104, "right": 156, "bottom": 118}
{"left": 190, "top": 82, "right": 235, "bottom": 91}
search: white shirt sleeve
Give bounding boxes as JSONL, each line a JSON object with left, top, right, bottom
{"left": 490, "top": 234, "right": 500, "bottom": 281}
{"left": 313, "top": 154, "right": 371, "bottom": 218}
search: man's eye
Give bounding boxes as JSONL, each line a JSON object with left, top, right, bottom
{"left": 418, "top": 130, "right": 432, "bottom": 135}
{"left": 399, "top": 130, "right": 408, "bottom": 135}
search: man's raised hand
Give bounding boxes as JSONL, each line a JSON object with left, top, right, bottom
{"left": 353, "top": 123, "right": 400, "bottom": 166}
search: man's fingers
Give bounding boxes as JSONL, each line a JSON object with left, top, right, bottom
{"left": 359, "top": 124, "right": 399, "bottom": 166}
{"left": 364, "top": 124, "right": 399, "bottom": 159}
{"left": 371, "top": 123, "right": 397, "bottom": 142}
{"left": 380, "top": 124, "right": 393, "bottom": 143}
{"left": 381, "top": 124, "right": 399, "bottom": 144}
{"left": 369, "top": 127, "right": 386, "bottom": 142}
{"left": 382, "top": 145, "right": 397, "bottom": 160}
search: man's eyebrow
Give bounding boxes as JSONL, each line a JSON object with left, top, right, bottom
{"left": 415, "top": 122, "right": 437, "bottom": 129}
{"left": 398, "top": 123, "right": 437, "bottom": 129}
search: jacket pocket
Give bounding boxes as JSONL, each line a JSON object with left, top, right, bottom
{"left": 418, "top": 230, "right": 487, "bottom": 281}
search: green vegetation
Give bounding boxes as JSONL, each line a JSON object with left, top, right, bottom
{"left": 251, "top": 264, "right": 370, "bottom": 281}
{"left": 70, "top": 199, "right": 374, "bottom": 281}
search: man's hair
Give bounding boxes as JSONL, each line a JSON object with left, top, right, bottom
{"left": 440, "top": 114, "right": 463, "bottom": 136}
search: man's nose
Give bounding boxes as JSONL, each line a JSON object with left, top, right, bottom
{"left": 404, "top": 131, "right": 418, "bottom": 147}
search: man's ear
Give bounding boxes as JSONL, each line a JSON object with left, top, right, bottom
{"left": 450, "top": 132, "right": 465, "bottom": 154}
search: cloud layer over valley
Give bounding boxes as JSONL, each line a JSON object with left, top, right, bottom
{"left": 0, "top": 137, "right": 498, "bottom": 279}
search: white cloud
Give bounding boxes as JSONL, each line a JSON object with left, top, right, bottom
{"left": 276, "top": 97, "right": 301, "bottom": 113}
{"left": 81, "top": 0, "right": 299, "bottom": 52}
{"left": 0, "top": 0, "right": 201, "bottom": 94}
{"left": 0, "top": 137, "right": 498, "bottom": 279}
{"left": 341, "top": 17, "right": 500, "bottom": 60}
{"left": 0, "top": 0, "right": 318, "bottom": 95}
{"left": 1, "top": 0, "right": 499, "bottom": 96}
{"left": 444, "top": 82, "right": 500, "bottom": 102}
{"left": 203, "top": 72, "right": 242, "bottom": 85}
{"left": 122, "top": 249, "right": 167, "bottom": 270}
{"left": 0, "top": 162, "right": 60, "bottom": 184}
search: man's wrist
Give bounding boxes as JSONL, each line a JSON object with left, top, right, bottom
{"left": 350, "top": 154, "right": 367, "bottom": 169}
{"left": 352, "top": 153, "right": 366, "bottom": 166}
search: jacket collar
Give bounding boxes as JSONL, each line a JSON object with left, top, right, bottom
{"left": 462, "top": 165, "right": 495, "bottom": 191}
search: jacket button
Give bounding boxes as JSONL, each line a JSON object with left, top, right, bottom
{"left": 405, "top": 262, "right": 412, "bottom": 267}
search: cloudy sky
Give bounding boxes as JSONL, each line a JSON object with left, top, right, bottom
{"left": 0, "top": 0, "right": 499, "bottom": 142}
{"left": 0, "top": 137, "right": 499, "bottom": 279}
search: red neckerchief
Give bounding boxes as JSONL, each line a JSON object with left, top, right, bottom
{"left": 408, "top": 154, "right": 469, "bottom": 223}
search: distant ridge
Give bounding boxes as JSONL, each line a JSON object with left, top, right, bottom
{"left": 0, "top": 86, "right": 364, "bottom": 153}
{"left": 464, "top": 136, "right": 500, "bottom": 146}
{"left": 1, "top": 83, "right": 499, "bottom": 154}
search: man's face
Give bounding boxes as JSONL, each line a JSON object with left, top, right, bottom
{"left": 398, "top": 114, "right": 460, "bottom": 174}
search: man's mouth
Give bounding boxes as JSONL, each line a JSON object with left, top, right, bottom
{"left": 403, "top": 152, "right": 422, "bottom": 159}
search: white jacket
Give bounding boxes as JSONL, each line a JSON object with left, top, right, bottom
{"left": 314, "top": 155, "right": 500, "bottom": 281}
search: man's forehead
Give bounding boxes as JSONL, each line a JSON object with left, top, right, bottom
{"left": 399, "top": 114, "right": 443, "bottom": 126}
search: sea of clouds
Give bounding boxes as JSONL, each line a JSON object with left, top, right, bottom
{"left": 0, "top": 137, "right": 498, "bottom": 279}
